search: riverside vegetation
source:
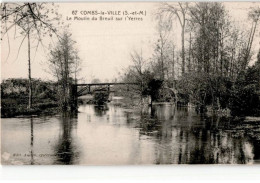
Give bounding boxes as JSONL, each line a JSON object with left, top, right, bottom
{"left": 119, "top": 2, "right": 260, "bottom": 118}
{"left": 1, "top": 2, "right": 260, "bottom": 119}
{"left": 1, "top": 78, "right": 59, "bottom": 117}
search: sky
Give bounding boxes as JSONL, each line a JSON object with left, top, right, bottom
{"left": 1, "top": 2, "right": 260, "bottom": 83}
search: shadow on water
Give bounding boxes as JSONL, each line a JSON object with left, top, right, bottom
{"left": 54, "top": 111, "right": 79, "bottom": 165}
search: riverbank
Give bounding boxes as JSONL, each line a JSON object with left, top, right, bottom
{"left": 1, "top": 78, "right": 60, "bottom": 118}
{"left": 1, "top": 99, "right": 59, "bottom": 118}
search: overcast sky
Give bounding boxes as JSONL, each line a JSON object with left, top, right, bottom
{"left": 1, "top": 2, "right": 259, "bottom": 83}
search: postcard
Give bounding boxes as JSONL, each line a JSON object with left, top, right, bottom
{"left": 1, "top": 1, "right": 260, "bottom": 165}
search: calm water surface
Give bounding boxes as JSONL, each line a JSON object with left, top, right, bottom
{"left": 1, "top": 104, "right": 260, "bottom": 165}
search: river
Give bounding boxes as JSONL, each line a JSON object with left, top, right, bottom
{"left": 1, "top": 103, "right": 260, "bottom": 165}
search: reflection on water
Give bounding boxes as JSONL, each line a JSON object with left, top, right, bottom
{"left": 54, "top": 112, "right": 79, "bottom": 165}
{"left": 1, "top": 104, "right": 260, "bottom": 165}
{"left": 30, "top": 117, "right": 34, "bottom": 165}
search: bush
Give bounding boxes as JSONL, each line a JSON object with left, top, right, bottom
{"left": 1, "top": 78, "right": 60, "bottom": 117}
{"left": 94, "top": 92, "right": 109, "bottom": 105}
{"left": 229, "top": 66, "right": 260, "bottom": 116}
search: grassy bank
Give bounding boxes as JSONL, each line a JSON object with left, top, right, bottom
{"left": 1, "top": 98, "right": 59, "bottom": 118}
{"left": 1, "top": 78, "right": 60, "bottom": 118}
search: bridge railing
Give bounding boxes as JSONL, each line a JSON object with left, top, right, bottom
{"left": 74, "top": 82, "right": 139, "bottom": 86}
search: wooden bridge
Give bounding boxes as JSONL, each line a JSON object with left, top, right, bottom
{"left": 70, "top": 82, "right": 139, "bottom": 109}
{"left": 69, "top": 81, "right": 179, "bottom": 109}
{"left": 75, "top": 82, "right": 139, "bottom": 96}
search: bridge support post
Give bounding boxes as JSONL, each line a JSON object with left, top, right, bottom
{"left": 107, "top": 85, "right": 110, "bottom": 93}
{"left": 107, "top": 85, "right": 111, "bottom": 101}
{"left": 70, "top": 84, "right": 78, "bottom": 111}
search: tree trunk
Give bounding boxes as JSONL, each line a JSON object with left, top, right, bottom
{"left": 246, "top": 21, "right": 258, "bottom": 65}
{"left": 28, "top": 29, "right": 32, "bottom": 109}
{"left": 188, "top": 32, "right": 191, "bottom": 72}
{"left": 172, "top": 45, "right": 175, "bottom": 81}
{"left": 181, "top": 25, "right": 185, "bottom": 75}
{"left": 160, "top": 39, "right": 164, "bottom": 80}
{"left": 161, "top": 54, "right": 164, "bottom": 80}
{"left": 64, "top": 52, "right": 69, "bottom": 110}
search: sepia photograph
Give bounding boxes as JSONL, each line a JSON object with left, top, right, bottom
{"left": 1, "top": 1, "right": 260, "bottom": 165}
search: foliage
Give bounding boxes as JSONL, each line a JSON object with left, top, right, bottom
{"left": 122, "top": 56, "right": 167, "bottom": 104}
{"left": 1, "top": 78, "right": 59, "bottom": 117}
{"left": 1, "top": 78, "right": 58, "bottom": 99}
{"left": 1, "top": 3, "right": 63, "bottom": 45}
{"left": 94, "top": 92, "right": 109, "bottom": 106}
{"left": 1, "top": 3, "right": 63, "bottom": 109}
{"left": 229, "top": 64, "right": 260, "bottom": 116}
{"left": 157, "top": 2, "right": 260, "bottom": 116}
{"left": 119, "top": 3, "right": 260, "bottom": 116}
{"left": 158, "top": 2, "right": 189, "bottom": 74}
{"left": 48, "top": 31, "right": 81, "bottom": 110}
{"left": 143, "top": 79, "right": 164, "bottom": 102}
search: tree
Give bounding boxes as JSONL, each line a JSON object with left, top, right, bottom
{"left": 189, "top": 2, "right": 229, "bottom": 74}
{"left": 123, "top": 49, "right": 161, "bottom": 102}
{"left": 72, "top": 49, "right": 81, "bottom": 84}
{"left": 158, "top": 2, "right": 189, "bottom": 75}
{"left": 48, "top": 31, "right": 80, "bottom": 110}
{"left": 127, "top": 49, "right": 146, "bottom": 93}
{"left": 143, "top": 79, "right": 163, "bottom": 106}
{"left": 230, "top": 63, "right": 260, "bottom": 116}
{"left": 94, "top": 92, "right": 109, "bottom": 106}
{"left": 176, "top": 2, "right": 251, "bottom": 111}
{"left": 1, "top": 3, "right": 63, "bottom": 109}
{"left": 244, "top": 7, "right": 260, "bottom": 65}
{"left": 153, "top": 15, "right": 174, "bottom": 82}
{"left": 256, "top": 49, "right": 260, "bottom": 67}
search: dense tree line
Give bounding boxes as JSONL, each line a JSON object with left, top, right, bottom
{"left": 1, "top": 78, "right": 59, "bottom": 117}
{"left": 122, "top": 2, "right": 260, "bottom": 116}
